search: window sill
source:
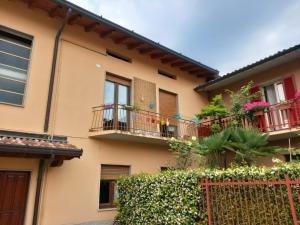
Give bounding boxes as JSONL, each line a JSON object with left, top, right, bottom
{"left": 98, "top": 207, "right": 117, "bottom": 212}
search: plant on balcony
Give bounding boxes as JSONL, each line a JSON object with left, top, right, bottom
{"left": 196, "top": 94, "right": 228, "bottom": 120}
{"left": 295, "top": 91, "right": 300, "bottom": 99}
{"left": 244, "top": 101, "right": 270, "bottom": 118}
{"left": 226, "top": 81, "right": 262, "bottom": 125}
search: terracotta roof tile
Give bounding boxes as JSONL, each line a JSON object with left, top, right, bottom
{"left": 0, "top": 135, "right": 79, "bottom": 150}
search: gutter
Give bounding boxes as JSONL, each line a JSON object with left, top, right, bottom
{"left": 44, "top": 8, "right": 73, "bottom": 133}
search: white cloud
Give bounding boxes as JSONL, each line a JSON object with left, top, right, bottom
{"left": 218, "top": 1, "right": 300, "bottom": 74}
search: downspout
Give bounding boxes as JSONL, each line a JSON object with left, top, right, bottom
{"left": 32, "top": 159, "right": 46, "bottom": 225}
{"left": 44, "top": 8, "right": 73, "bottom": 133}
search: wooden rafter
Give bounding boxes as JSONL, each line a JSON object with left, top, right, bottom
{"left": 27, "top": 0, "right": 37, "bottom": 8}
{"left": 114, "top": 36, "right": 130, "bottom": 44}
{"left": 171, "top": 61, "right": 187, "bottom": 67}
{"left": 85, "top": 22, "right": 99, "bottom": 32}
{"left": 189, "top": 69, "right": 204, "bottom": 74}
{"left": 150, "top": 52, "right": 166, "bottom": 59}
{"left": 127, "top": 42, "right": 143, "bottom": 50}
{"left": 180, "top": 65, "right": 197, "bottom": 71}
{"left": 68, "top": 14, "right": 82, "bottom": 25}
{"left": 161, "top": 57, "right": 177, "bottom": 64}
{"left": 100, "top": 29, "right": 114, "bottom": 38}
{"left": 140, "top": 47, "right": 155, "bottom": 54}
{"left": 196, "top": 71, "right": 210, "bottom": 77}
{"left": 49, "top": 5, "right": 61, "bottom": 17}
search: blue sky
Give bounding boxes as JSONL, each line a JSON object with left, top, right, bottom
{"left": 70, "top": 0, "right": 300, "bottom": 75}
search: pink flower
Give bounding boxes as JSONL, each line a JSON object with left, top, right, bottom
{"left": 295, "top": 91, "right": 300, "bottom": 98}
{"left": 244, "top": 101, "right": 270, "bottom": 111}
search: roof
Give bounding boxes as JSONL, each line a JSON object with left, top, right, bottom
{"left": 18, "top": 0, "right": 218, "bottom": 78}
{"left": 195, "top": 43, "right": 300, "bottom": 92}
{"left": 0, "top": 134, "right": 82, "bottom": 158}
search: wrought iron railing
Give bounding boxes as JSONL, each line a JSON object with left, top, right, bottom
{"left": 90, "top": 104, "right": 198, "bottom": 140}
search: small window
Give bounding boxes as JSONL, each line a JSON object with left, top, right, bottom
{"left": 99, "top": 164, "right": 130, "bottom": 209}
{"left": 158, "top": 69, "right": 176, "bottom": 80}
{"left": 0, "top": 27, "right": 32, "bottom": 105}
{"left": 106, "top": 50, "right": 131, "bottom": 63}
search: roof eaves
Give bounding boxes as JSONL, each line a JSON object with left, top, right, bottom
{"left": 53, "top": 0, "right": 218, "bottom": 75}
{"left": 195, "top": 43, "right": 300, "bottom": 91}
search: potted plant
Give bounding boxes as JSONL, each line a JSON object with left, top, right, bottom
{"left": 244, "top": 101, "right": 270, "bottom": 117}
{"left": 295, "top": 91, "right": 300, "bottom": 99}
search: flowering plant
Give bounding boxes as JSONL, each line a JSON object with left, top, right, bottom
{"left": 295, "top": 91, "right": 300, "bottom": 98}
{"left": 244, "top": 101, "right": 270, "bottom": 112}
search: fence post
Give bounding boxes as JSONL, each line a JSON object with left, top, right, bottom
{"left": 205, "top": 177, "right": 212, "bottom": 225}
{"left": 284, "top": 174, "right": 298, "bottom": 225}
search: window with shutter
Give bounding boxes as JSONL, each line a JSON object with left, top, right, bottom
{"left": 283, "top": 76, "right": 296, "bottom": 100}
{"left": 99, "top": 164, "right": 130, "bottom": 209}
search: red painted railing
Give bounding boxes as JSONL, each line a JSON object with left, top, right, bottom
{"left": 199, "top": 174, "right": 300, "bottom": 225}
{"left": 198, "top": 98, "right": 300, "bottom": 137}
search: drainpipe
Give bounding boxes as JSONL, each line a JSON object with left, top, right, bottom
{"left": 32, "top": 159, "right": 46, "bottom": 225}
{"left": 44, "top": 8, "right": 73, "bottom": 133}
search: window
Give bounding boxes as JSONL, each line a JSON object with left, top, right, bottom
{"left": 263, "top": 81, "right": 286, "bottom": 105}
{"left": 158, "top": 69, "right": 176, "bottom": 80}
{"left": 103, "top": 73, "right": 131, "bottom": 130}
{"left": 0, "top": 28, "right": 32, "bottom": 105}
{"left": 99, "top": 164, "right": 130, "bottom": 209}
{"left": 106, "top": 50, "right": 131, "bottom": 63}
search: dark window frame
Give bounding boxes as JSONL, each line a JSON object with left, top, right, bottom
{"left": 99, "top": 164, "right": 130, "bottom": 209}
{"left": 0, "top": 26, "right": 33, "bottom": 106}
{"left": 158, "top": 69, "right": 176, "bottom": 80}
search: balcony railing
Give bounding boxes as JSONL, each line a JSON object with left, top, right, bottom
{"left": 90, "top": 104, "right": 198, "bottom": 141}
{"left": 199, "top": 98, "right": 300, "bottom": 137}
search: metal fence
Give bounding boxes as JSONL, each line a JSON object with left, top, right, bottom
{"left": 199, "top": 174, "right": 300, "bottom": 225}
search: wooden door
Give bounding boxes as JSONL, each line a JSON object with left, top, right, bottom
{"left": 0, "top": 171, "right": 30, "bottom": 225}
{"left": 159, "top": 90, "right": 177, "bottom": 136}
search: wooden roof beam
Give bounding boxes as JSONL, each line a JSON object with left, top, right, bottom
{"left": 127, "top": 42, "right": 143, "bottom": 50}
{"left": 189, "top": 69, "right": 204, "bottom": 74}
{"left": 27, "top": 0, "right": 37, "bottom": 9}
{"left": 171, "top": 61, "right": 188, "bottom": 67}
{"left": 180, "top": 65, "right": 197, "bottom": 71}
{"left": 85, "top": 22, "right": 99, "bottom": 32}
{"left": 49, "top": 5, "right": 62, "bottom": 18}
{"left": 100, "top": 29, "right": 115, "bottom": 38}
{"left": 150, "top": 52, "right": 167, "bottom": 59}
{"left": 161, "top": 57, "right": 177, "bottom": 64}
{"left": 114, "top": 36, "right": 130, "bottom": 44}
{"left": 68, "top": 14, "right": 82, "bottom": 25}
{"left": 140, "top": 47, "right": 155, "bottom": 54}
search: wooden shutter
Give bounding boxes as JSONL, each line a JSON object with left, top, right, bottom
{"left": 283, "top": 76, "right": 296, "bottom": 100}
{"left": 249, "top": 86, "right": 261, "bottom": 102}
{"left": 159, "top": 90, "right": 177, "bottom": 116}
{"left": 106, "top": 73, "right": 131, "bottom": 86}
{"left": 101, "top": 165, "right": 130, "bottom": 180}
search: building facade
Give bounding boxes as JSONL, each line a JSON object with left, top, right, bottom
{"left": 196, "top": 44, "right": 300, "bottom": 165}
{"left": 0, "top": 1, "right": 217, "bottom": 225}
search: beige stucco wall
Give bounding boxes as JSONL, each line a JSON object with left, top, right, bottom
{"left": 212, "top": 58, "right": 300, "bottom": 107}
{"left": 0, "top": 157, "right": 39, "bottom": 225}
{"left": 0, "top": 1, "right": 60, "bottom": 133}
{"left": 0, "top": 1, "right": 210, "bottom": 225}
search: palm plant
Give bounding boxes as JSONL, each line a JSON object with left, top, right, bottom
{"left": 229, "top": 127, "right": 280, "bottom": 165}
{"left": 195, "top": 128, "right": 234, "bottom": 168}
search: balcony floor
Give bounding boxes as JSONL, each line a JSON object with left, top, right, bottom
{"left": 88, "top": 130, "right": 170, "bottom": 145}
{"left": 268, "top": 127, "right": 300, "bottom": 141}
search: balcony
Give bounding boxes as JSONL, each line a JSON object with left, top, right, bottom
{"left": 199, "top": 98, "right": 300, "bottom": 140}
{"left": 89, "top": 104, "right": 198, "bottom": 144}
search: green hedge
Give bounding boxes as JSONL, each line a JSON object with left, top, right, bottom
{"left": 117, "top": 163, "right": 300, "bottom": 225}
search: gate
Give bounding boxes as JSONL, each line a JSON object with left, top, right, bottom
{"left": 199, "top": 174, "right": 300, "bottom": 225}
